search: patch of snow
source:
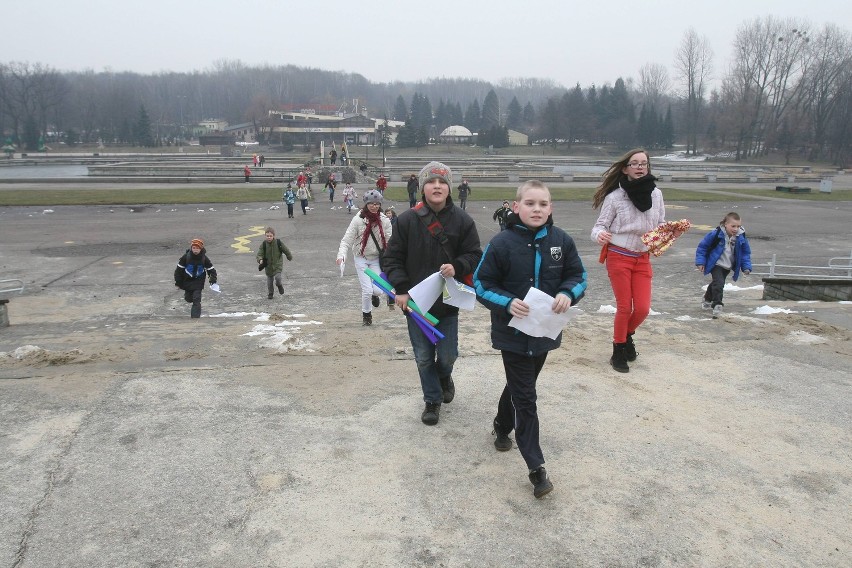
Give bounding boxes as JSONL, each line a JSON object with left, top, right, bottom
{"left": 208, "top": 311, "right": 265, "bottom": 318}
{"left": 753, "top": 305, "right": 795, "bottom": 315}
{"left": 597, "top": 305, "right": 617, "bottom": 314}
{"left": 786, "top": 330, "right": 827, "bottom": 344}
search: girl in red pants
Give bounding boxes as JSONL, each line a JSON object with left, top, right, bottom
{"left": 591, "top": 149, "right": 666, "bottom": 373}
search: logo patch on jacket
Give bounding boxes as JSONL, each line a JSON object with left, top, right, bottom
{"left": 550, "top": 247, "right": 562, "bottom": 261}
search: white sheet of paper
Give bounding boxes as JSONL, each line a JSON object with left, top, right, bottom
{"left": 339, "top": 260, "right": 345, "bottom": 277}
{"left": 508, "top": 287, "right": 578, "bottom": 339}
{"left": 210, "top": 283, "right": 221, "bottom": 293}
{"left": 442, "top": 276, "right": 477, "bottom": 310}
{"left": 408, "top": 271, "right": 444, "bottom": 314}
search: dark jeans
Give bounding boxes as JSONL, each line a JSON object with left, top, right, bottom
{"left": 496, "top": 351, "right": 548, "bottom": 470}
{"left": 704, "top": 265, "right": 731, "bottom": 307}
{"left": 406, "top": 313, "right": 458, "bottom": 404}
{"left": 409, "top": 194, "right": 416, "bottom": 208}
{"left": 300, "top": 199, "right": 308, "bottom": 214}
{"left": 184, "top": 288, "right": 202, "bottom": 318}
{"left": 286, "top": 203, "right": 294, "bottom": 217}
{"left": 459, "top": 198, "right": 467, "bottom": 210}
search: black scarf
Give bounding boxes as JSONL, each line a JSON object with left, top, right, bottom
{"left": 619, "top": 173, "right": 657, "bottom": 212}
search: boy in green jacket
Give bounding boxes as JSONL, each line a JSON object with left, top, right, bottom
{"left": 256, "top": 226, "right": 293, "bottom": 299}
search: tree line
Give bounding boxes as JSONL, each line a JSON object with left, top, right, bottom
{"left": 1, "top": 16, "right": 849, "bottom": 165}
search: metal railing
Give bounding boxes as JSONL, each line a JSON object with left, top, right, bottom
{"left": 0, "top": 278, "right": 25, "bottom": 297}
{"left": 751, "top": 250, "right": 852, "bottom": 279}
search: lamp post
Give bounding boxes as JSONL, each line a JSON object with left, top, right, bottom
{"left": 177, "top": 96, "right": 186, "bottom": 148}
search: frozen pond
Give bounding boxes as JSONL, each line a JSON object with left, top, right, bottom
{"left": 0, "top": 165, "right": 88, "bottom": 179}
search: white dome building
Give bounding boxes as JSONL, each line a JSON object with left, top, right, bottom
{"left": 438, "top": 125, "right": 474, "bottom": 144}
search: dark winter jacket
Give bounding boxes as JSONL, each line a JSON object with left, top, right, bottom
{"left": 474, "top": 214, "right": 587, "bottom": 356}
{"left": 174, "top": 248, "right": 216, "bottom": 291}
{"left": 383, "top": 196, "right": 482, "bottom": 318}
{"left": 406, "top": 176, "right": 419, "bottom": 196}
{"left": 695, "top": 226, "right": 752, "bottom": 281}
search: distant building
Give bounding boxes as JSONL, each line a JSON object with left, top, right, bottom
{"left": 260, "top": 111, "right": 376, "bottom": 146}
{"left": 508, "top": 129, "right": 529, "bottom": 146}
{"left": 438, "top": 125, "right": 474, "bottom": 145}
{"left": 224, "top": 122, "right": 257, "bottom": 142}
{"left": 199, "top": 119, "right": 229, "bottom": 132}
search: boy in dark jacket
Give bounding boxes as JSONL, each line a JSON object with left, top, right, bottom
{"left": 474, "top": 180, "right": 587, "bottom": 498}
{"left": 174, "top": 238, "right": 217, "bottom": 318}
{"left": 383, "top": 161, "right": 482, "bottom": 426}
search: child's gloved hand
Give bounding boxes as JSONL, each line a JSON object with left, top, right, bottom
{"left": 696, "top": 265, "right": 704, "bottom": 272}
{"left": 743, "top": 269, "right": 751, "bottom": 275}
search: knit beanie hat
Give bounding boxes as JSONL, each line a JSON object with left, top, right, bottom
{"left": 190, "top": 238, "right": 204, "bottom": 249}
{"left": 419, "top": 161, "right": 453, "bottom": 190}
{"left": 362, "top": 189, "right": 384, "bottom": 204}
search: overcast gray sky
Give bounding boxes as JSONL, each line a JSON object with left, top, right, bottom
{"left": 6, "top": 0, "right": 850, "bottom": 88}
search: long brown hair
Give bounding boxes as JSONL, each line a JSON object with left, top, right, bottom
{"left": 592, "top": 148, "right": 652, "bottom": 209}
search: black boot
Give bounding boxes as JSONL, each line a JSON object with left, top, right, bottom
{"left": 625, "top": 332, "right": 637, "bottom": 362}
{"left": 362, "top": 312, "right": 372, "bottom": 326}
{"left": 610, "top": 342, "right": 629, "bottom": 373}
{"left": 492, "top": 418, "right": 513, "bottom": 452}
{"left": 439, "top": 375, "right": 455, "bottom": 403}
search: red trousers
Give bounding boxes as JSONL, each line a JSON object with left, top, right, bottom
{"left": 605, "top": 250, "right": 653, "bottom": 343}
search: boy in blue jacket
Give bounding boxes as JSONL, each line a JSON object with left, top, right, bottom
{"left": 695, "top": 212, "right": 752, "bottom": 318}
{"left": 474, "top": 180, "right": 587, "bottom": 499}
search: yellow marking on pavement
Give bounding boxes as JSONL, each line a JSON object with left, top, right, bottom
{"left": 232, "top": 226, "right": 266, "bottom": 253}
{"left": 692, "top": 224, "right": 714, "bottom": 232}
{"left": 667, "top": 204, "right": 689, "bottom": 210}
{"left": 112, "top": 261, "right": 123, "bottom": 265}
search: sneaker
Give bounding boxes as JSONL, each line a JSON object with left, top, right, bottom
{"left": 493, "top": 418, "right": 512, "bottom": 452}
{"left": 421, "top": 402, "right": 440, "bottom": 425}
{"left": 277, "top": 284, "right": 285, "bottom": 295}
{"left": 362, "top": 312, "right": 372, "bottom": 326}
{"left": 267, "top": 293, "right": 274, "bottom": 299}
{"left": 439, "top": 375, "right": 455, "bottom": 404}
{"left": 529, "top": 466, "right": 554, "bottom": 498}
{"left": 371, "top": 294, "right": 380, "bottom": 308}
{"left": 712, "top": 304, "right": 723, "bottom": 318}
{"left": 702, "top": 301, "right": 712, "bottom": 310}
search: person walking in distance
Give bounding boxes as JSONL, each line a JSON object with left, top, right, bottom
{"left": 456, "top": 178, "right": 471, "bottom": 210}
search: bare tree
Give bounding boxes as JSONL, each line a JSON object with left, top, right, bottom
{"left": 726, "top": 16, "right": 811, "bottom": 157}
{"left": 799, "top": 24, "right": 852, "bottom": 160}
{"left": 674, "top": 28, "right": 713, "bottom": 155}
{"left": 638, "top": 63, "right": 671, "bottom": 110}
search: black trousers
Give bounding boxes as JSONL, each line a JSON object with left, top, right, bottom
{"left": 184, "top": 289, "right": 202, "bottom": 318}
{"left": 704, "top": 265, "right": 731, "bottom": 307}
{"left": 496, "top": 350, "right": 548, "bottom": 470}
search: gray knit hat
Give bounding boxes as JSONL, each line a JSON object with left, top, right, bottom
{"left": 418, "top": 161, "right": 453, "bottom": 190}
{"left": 362, "top": 189, "right": 383, "bottom": 204}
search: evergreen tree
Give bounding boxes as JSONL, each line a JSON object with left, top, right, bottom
{"left": 133, "top": 105, "right": 155, "bottom": 147}
{"left": 539, "top": 98, "right": 561, "bottom": 145}
{"left": 395, "top": 120, "right": 417, "bottom": 148}
{"left": 506, "top": 97, "right": 523, "bottom": 131}
{"left": 464, "top": 99, "right": 481, "bottom": 133}
{"left": 481, "top": 89, "right": 500, "bottom": 130}
{"left": 393, "top": 95, "right": 408, "bottom": 121}
{"left": 522, "top": 102, "right": 536, "bottom": 128}
{"left": 662, "top": 105, "right": 675, "bottom": 150}
{"left": 451, "top": 102, "right": 464, "bottom": 126}
{"left": 23, "top": 116, "right": 40, "bottom": 151}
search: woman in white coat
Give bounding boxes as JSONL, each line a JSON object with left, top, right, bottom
{"left": 336, "top": 190, "right": 393, "bottom": 325}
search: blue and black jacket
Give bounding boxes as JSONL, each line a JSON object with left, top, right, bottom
{"left": 474, "top": 213, "right": 587, "bottom": 356}
{"left": 174, "top": 248, "right": 217, "bottom": 291}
